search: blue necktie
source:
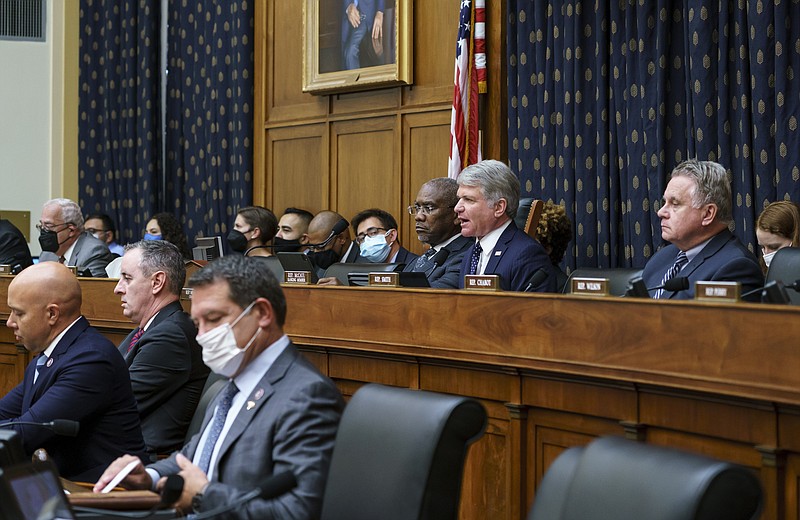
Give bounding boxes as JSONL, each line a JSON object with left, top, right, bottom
{"left": 414, "top": 247, "right": 437, "bottom": 270}
{"left": 34, "top": 354, "right": 47, "bottom": 385}
{"left": 468, "top": 242, "right": 483, "bottom": 275}
{"left": 197, "top": 381, "right": 239, "bottom": 475}
{"left": 653, "top": 251, "right": 688, "bottom": 299}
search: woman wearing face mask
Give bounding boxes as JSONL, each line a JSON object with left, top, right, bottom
{"left": 144, "top": 213, "right": 192, "bottom": 259}
{"left": 226, "top": 206, "right": 278, "bottom": 257}
{"left": 756, "top": 201, "right": 800, "bottom": 273}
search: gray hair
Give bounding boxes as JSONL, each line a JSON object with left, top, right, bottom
{"left": 422, "top": 177, "right": 459, "bottom": 207}
{"left": 457, "top": 160, "right": 520, "bottom": 219}
{"left": 44, "top": 198, "right": 84, "bottom": 231}
{"left": 125, "top": 240, "right": 186, "bottom": 296}
{"left": 670, "top": 160, "right": 732, "bottom": 223}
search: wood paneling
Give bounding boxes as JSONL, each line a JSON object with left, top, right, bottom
{"left": 265, "top": 124, "right": 328, "bottom": 213}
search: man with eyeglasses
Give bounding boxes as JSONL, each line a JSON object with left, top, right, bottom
{"left": 351, "top": 208, "right": 417, "bottom": 266}
{"left": 402, "top": 178, "right": 473, "bottom": 288}
{"left": 303, "top": 210, "right": 360, "bottom": 278}
{"left": 85, "top": 213, "right": 125, "bottom": 256}
{"left": 37, "top": 198, "right": 115, "bottom": 277}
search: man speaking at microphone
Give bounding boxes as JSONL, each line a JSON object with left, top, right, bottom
{"left": 641, "top": 160, "right": 763, "bottom": 301}
{"left": 94, "top": 256, "right": 344, "bottom": 519}
{"left": 0, "top": 262, "right": 146, "bottom": 481}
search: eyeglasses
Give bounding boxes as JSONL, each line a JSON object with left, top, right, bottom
{"left": 36, "top": 221, "right": 70, "bottom": 233}
{"left": 85, "top": 227, "right": 108, "bottom": 235}
{"left": 355, "top": 227, "right": 388, "bottom": 245}
{"left": 407, "top": 204, "right": 454, "bottom": 216}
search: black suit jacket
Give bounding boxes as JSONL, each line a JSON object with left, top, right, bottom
{"left": 403, "top": 235, "right": 472, "bottom": 289}
{"left": 119, "top": 301, "right": 209, "bottom": 456}
{"left": 0, "top": 317, "right": 146, "bottom": 481}
{"left": 0, "top": 219, "right": 33, "bottom": 271}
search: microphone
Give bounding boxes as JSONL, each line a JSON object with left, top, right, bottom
{"left": 0, "top": 419, "right": 79, "bottom": 437}
{"left": 523, "top": 268, "right": 549, "bottom": 292}
{"left": 308, "top": 218, "right": 350, "bottom": 249}
{"left": 740, "top": 279, "right": 800, "bottom": 303}
{"left": 424, "top": 248, "right": 451, "bottom": 275}
{"left": 159, "top": 475, "right": 184, "bottom": 507}
{"left": 626, "top": 276, "right": 689, "bottom": 297}
{"left": 192, "top": 471, "right": 297, "bottom": 519}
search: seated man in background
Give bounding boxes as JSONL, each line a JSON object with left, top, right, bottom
{"left": 403, "top": 178, "right": 472, "bottom": 288}
{"left": 456, "top": 160, "right": 556, "bottom": 292}
{"left": 0, "top": 262, "right": 146, "bottom": 481}
{"left": 38, "top": 198, "right": 115, "bottom": 277}
{"left": 95, "top": 256, "right": 344, "bottom": 519}
{"left": 85, "top": 212, "right": 125, "bottom": 256}
{"left": 305, "top": 210, "right": 359, "bottom": 277}
{"left": 642, "top": 159, "right": 763, "bottom": 300}
{"left": 0, "top": 218, "right": 33, "bottom": 272}
{"left": 351, "top": 208, "right": 417, "bottom": 265}
{"left": 274, "top": 207, "right": 313, "bottom": 253}
{"left": 227, "top": 206, "right": 279, "bottom": 257}
{"left": 115, "top": 240, "right": 209, "bottom": 459}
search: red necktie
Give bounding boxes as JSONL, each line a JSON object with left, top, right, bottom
{"left": 126, "top": 328, "right": 145, "bottom": 354}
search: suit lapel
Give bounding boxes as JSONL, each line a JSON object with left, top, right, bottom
{"left": 665, "top": 231, "right": 731, "bottom": 299}
{"left": 484, "top": 223, "right": 517, "bottom": 274}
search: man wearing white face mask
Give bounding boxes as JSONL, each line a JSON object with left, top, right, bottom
{"left": 351, "top": 208, "right": 418, "bottom": 265}
{"left": 95, "top": 256, "right": 344, "bottom": 519}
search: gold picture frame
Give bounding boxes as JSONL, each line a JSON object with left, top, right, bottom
{"left": 303, "top": 0, "right": 412, "bottom": 95}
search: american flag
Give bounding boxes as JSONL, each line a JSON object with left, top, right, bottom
{"left": 448, "top": 0, "right": 486, "bottom": 179}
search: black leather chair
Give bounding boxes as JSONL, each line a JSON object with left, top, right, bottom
{"left": 183, "top": 373, "right": 226, "bottom": 444}
{"left": 765, "top": 246, "right": 800, "bottom": 305}
{"left": 253, "top": 255, "right": 284, "bottom": 282}
{"left": 322, "top": 262, "right": 403, "bottom": 286}
{"left": 563, "top": 267, "right": 643, "bottom": 295}
{"left": 319, "top": 384, "right": 487, "bottom": 520}
{"left": 528, "top": 436, "right": 763, "bottom": 520}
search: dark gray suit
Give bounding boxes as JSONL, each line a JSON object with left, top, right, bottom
{"left": 403, "top": 235, "right": 472, "bottom": 289}
{"left": 40, "top": 232, "right": 115, "bottom": 277}
{"left": 149, "top": 343, "right": 343, "bottom": 519}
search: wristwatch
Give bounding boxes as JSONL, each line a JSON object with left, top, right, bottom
{"left": 192, "top": 492, "right": 204, "bottom": 512}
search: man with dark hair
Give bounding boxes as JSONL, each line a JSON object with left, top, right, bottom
{"left": 85, "top": 212, "right": 125, "bottom": 256}
{"left": 0, "top": 262, "right": 145, "bottom": 481}
{"left": 403, "top": 178, "right": 472, "bottom": 288}
{"left": 0, "top": 218, "right": 33, "bottom": 272}
{"left": 114, "top": 240, "right": 209, "bottom": 458}
{"left": 95, "top": 256, "right": 344, "bottom": 519}
{"left": 456, "top": 160, "right": 556, "bottom": 292}
{"left": 641, "top": 159, "right": 763, "bottom": 300}
{"left": 350, "top": 208, "right": 417, "bottom": 265}
{"left": 37, "top": 198, "right": 115, "bottom": 277}
{"left": 274, "top": 208, "right": 314, "bottom": 253}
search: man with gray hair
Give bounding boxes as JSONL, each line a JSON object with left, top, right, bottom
{"left": 114, "top": 240, "right": 209, "bottom": 458}
{"left": 641, "top": 159, "right": 763, "bottom": 300}
{"left": 455, "top": 159, "right": 556, "bottom": 292}
{"left": 37, "top": 198, "right": 115, "bottom": 277}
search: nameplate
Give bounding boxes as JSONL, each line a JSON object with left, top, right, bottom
{"left": 570, "top": 277, "right": 609, "bottom": 296}
{"left": 180, "top": 287, "right": 193, "bottom": 301}
{"left": 694, "top": 281, "right": 740, "bottom": 302}
{"left": 0, "top": 264, "right": 11, "bottom": 275}
{"left": 464, "top": 274, "right": 500, "bottom": 291}
{"left": 283, "top": 270, "right": 314, "bottom": 285}
{"left": 368, "top": 272, "right": 400, "bottom": 287}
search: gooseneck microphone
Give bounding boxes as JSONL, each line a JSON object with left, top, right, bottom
{"left": 523, "top": 268, "right": 549, "bottom": 292}
{"left": 309, "top": 218, "right": 350, "bottom": 250}
{"left": 0, "top": 419, "right": 80, "bottom": 437}
{"left": 425, "top": 249, "right": 451, "bottom": 275}
{"left": 626, "top": 276, "right": 690, "bottom": 298}
{"left": 159, "top": 475, "right": 184, "bottom": 507}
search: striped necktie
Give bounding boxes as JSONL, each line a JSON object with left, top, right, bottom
{"left": 126, "top": 328, "right": 145, "bottom": 355}
{"left": 653, "top": 251, "right": 688, "bottom": 299}
{"left": 197, "top": 382, "right": 240, "bottom": 475}
{"left": 414, "top": 247, "right": 437, "bottom": 270}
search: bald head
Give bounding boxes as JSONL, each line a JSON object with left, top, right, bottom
{"left": 305, "top": 211, "right": 351, "bottom": 245}
{"left": 7, "top": 263, "right": 82, "bottom": 354}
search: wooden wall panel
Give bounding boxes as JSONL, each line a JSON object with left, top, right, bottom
{"left": 266, "top": 124, "right": 328, "bottom": 214}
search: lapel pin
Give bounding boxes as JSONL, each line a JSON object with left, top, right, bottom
{"left": 246, "top": 401, "right": 255, "bottom": 411}
{"left": 254, "top": 388, "right": 264, "bottom": 400}
{"left": 46, "top": 358, "right": 53, "bottom": 368}
{"left": 494, "top": 251, "right": 502, "bottom": 256}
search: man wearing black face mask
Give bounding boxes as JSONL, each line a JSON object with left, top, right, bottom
{"left": 37, "top": 198, "right": 115, "bottom": 278}
{"left": 273, "top": 207, "right": 313, "bottom": 253}
{"left": 303, "top": 210, "right": 359, "bottom": 277}
{"left": 227, "top": 206, "right": 278, "bottom": 257}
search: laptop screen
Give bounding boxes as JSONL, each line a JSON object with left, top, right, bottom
{"left": 0, "top": 461, "right": 75, "bottom": 520}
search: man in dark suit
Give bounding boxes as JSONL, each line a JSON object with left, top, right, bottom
{"left": 0, "top": 262, "right": 145, "bottom": 481}
{"left": 0, "top": 219, "right": 33, "bottom": 272}
{"left": 95, "top": 256, "right": 343, "bottom": 519}
{"left": 641, "top": 159, "right": 763, "bottom": 300}
{"left": 403, "top": 178, "right": 472, "bottom": 289}
{"left": 351, "top": 208, "right": 418, "bottom": 265}
{"left": 37, "top": 198, "right": 115, "bottom": 277}
{"left": 456, "top": 160, "right": 556, "bottom": 292}
{"left": 115, "top": 240, "right": 209, "bottom": 458}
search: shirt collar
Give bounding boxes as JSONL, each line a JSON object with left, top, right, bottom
{"left": 231, "top": 334, "right": 291, "bottom": 399}
{"left": 432, "top": 233, "right": 462, "bottom": 251}
{"left": 42, "top": 316, "right": 83, "bottom": 358}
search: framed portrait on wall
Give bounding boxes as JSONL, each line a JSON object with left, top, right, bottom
{"left": 303, "top": 0, "right": 412, "bottom": 95}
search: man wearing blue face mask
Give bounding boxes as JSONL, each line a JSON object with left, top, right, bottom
{"left": 351, "top": 208, "right": 418, "bottom": 265}
{"left": 94, "top": 255, "right": 344, "bottom": 519}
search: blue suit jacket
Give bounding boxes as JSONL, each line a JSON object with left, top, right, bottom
{"left": 403, "top": 235, "right": 473, "bottom": 289}
{"left": 458, "top": 221, "right": 557, "bottom": 292}
{"left": 0, "top": 317, "right": 146, "bottom": 481}
{"left": 641, "top": 229, "right": 764, "bottom": 301}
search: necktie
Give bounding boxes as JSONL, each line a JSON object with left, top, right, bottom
{"left": 653, "top": 251, "right": 688, "bottom": 299}
{"left": 468, "top": 242, "right": 483, "bottom": 275}
{"left": 197, "top": 381, "right": 239, "bottom": 475}
{"left": 126, "top": 328, "right": 145, "bottom": 355}
{"left": 34, "top": 354, "right": 47, "bottom": 385}
{"left": 59, "top": 256, "right": 66, "bottom": 264}
{"left": 414, "top": 247, "right": 437, "bottom": 270}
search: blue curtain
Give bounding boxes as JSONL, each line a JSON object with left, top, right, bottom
{"left": 508, "top": 0, "right": 800, "bottom": 270}
{"left": 78, "top": 0, "right": 160, "bottom": 244}
{"left": 165, "top": 1, "right": 255, "bottom": 242}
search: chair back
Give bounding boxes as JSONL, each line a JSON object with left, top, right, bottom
{"left": 320, "top": 384, "right": 487, "bottom": 520}
{"left": 323, "top": 262, "right": 402, "bottom": 286}
{"left": 563, "top": 267, "right": 643, "bottom": 295}
{"left": 184, "top": 373, "right": 226, "bottom": 444}
{"left": 516, "top": 198, "right": 544, "bottom": 239}
{"left": 528, "top": 436, "right": 763, "bottom": 520}
{"left": 765, "top": 246, "right": 800, "bottom": 305}
{"left": 254, "top": 255, "right": 285, "bottom": 282}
